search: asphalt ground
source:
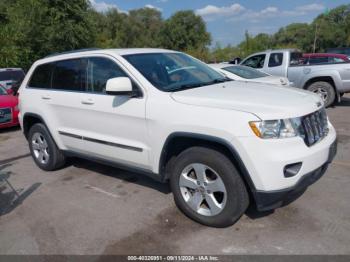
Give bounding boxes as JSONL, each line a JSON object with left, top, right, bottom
{"left": 0, "top": 95, "right": 349, "bottom": 255}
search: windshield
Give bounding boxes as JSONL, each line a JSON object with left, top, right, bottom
{"left": 222, "top": 65, "right": 268, "bottom": 79}
{"left": 0, "top": 86, "right": 7, "bottom": 95}
{"left": 123, "top": 53, "right": 230, "bottom": 92}
{"left": 0, "top": 70, "right": 25, "bottom": 82}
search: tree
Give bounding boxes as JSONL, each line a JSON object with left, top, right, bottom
{"left": 160, "top": 10, "right": 211, "bottom": 51}
{"left": 311, "top": 4, "right": 350, "bottom": 52}
{"left": 272, "top": 23, "right": 312, "bottom": 51}
{"left": 0, "top": 0, "right": 95, "bottom": 69}
{"left": 125, "top": 7, "right": 163, "bottom": 47}
{"left": 238, "top": 32, "right": 273, "bottom": 57}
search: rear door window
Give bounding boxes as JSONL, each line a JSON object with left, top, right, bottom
{"left": 268, "top": 53, "right": 283, "bottom": 67}
{"left": 52, "top": 59, "right": 86, "bottom": 92}
{"left": 28, "top": 64, "right": 54, "bottom": 89}
{"left": 242, "top": 54, "right": 266, "bottom": 69}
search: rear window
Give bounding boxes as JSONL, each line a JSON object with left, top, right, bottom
{"left": 28, "top": 64, "right": 54, "bottom": 89}
{"left": 0, "top": 70, "right": 25, "bottom": 82}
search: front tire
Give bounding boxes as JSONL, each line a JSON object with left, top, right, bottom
{"left": 306, "top": 81, "right": 335, "bottom": 107}
{"left": 28, "top": 123, "right": 66, "bottom": 171}
{"left": 170, "top": 147, "right": 249, "bottom": 227}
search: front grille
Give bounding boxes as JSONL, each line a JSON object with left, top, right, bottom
{"left": 301, "top": 108, "right": 328, "bottom": 146}
{"left": 0, "top": 107, "right": 12, "bottom": 124}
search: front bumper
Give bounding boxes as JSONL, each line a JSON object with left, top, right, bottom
{"left": 254, "top": 139, "right": 337, "bottom": 211}
{"left": 235, "top": 123, "right": 337, "bottom": 191}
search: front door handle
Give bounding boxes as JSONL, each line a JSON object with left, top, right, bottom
{"left": 81, "top": 99, "right": 94, "bottom": 105}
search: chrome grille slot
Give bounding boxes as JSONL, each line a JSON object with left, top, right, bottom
{"left": 302, "top": 108, "right": 328, "bottom": 146}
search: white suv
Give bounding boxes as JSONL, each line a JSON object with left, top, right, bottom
{"left": 18, "top": 48, "right": 337, "bottom": 227}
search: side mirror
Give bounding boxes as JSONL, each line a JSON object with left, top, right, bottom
{"left": 106, "top": 77, "right": 133, "bottom": 95}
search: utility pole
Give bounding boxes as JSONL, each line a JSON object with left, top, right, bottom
{"left": 313, "top": 23, "right": 318, "bottom": 53}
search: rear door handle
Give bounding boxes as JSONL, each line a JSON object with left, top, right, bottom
{"left": 81, "top": 99, "right": 94, "bottom": 105}
{"left": 41, "top": 95, "right": 51, "bottom": 100}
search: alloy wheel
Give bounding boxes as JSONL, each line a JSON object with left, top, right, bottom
{"left": 179, "top": 163, "right": 227, "bottom": 216}
{"left": 313, "top": 87, "right": 328, "bottom": 102}
{"left": 31, "top": 132, "right": 50, "bottom": 165}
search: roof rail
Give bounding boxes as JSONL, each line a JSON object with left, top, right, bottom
{"left": 44, "top": 48, "right": 101, "bottom": 58}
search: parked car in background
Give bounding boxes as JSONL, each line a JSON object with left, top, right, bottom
{"left": 209, "top": 64, "right": 290, "bottom": 86}
{"left": 0, "top": 68, "right": 25, "bottom": 94}
{"left": 0, "top": 85, "right": 19, "bottom": 129}
{"left": 327, "top": 47, "right": 350, "bottom": 59}
{"left": 241, "top": 49, "right": 350, "bottom": 107}
{"left": 302, "top": 53, "right": 350, "bottom": 65}
{"left": 18, "top": 48, "right": 336, "bottom": 227}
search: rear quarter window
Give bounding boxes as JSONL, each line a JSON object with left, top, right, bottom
{"left": 28, "top": 63, "right": 54, "bottom": 89}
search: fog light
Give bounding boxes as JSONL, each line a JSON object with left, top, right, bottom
{"left": 284, "top": 162, "right": 302, "bottom": 178}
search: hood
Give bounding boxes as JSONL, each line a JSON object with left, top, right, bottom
{"left": 252, "top": 76, "right": 289, "bottom": 86}
{"left": 170, "top": 81, "right": 323, "bottom": 120}
{"left": 0, "top": 94, "right": 18, "bottom": 108}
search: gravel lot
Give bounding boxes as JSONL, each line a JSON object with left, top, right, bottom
{"left": 0, "top": 96, "right": 350, "bottom": 255}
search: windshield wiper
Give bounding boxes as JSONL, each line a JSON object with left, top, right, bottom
{"left": 169, "top": 83, "right": 206, "bottom": 92}
{"left": 207, "top": 78, "right": 233, "bottom": 84}
{"left": 168, "top": 78, "right": 233, "bottom": 92}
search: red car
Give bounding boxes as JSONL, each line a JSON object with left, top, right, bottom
{"left": 0, "top": 85, "right": 19, "bottom": 129}
{"left": 302, "top": 53, "right": 350, "bottom": 65}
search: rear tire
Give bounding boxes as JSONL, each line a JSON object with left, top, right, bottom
{"left": 28, "top": 123, "right": 66, "bottom": 171}
{"left": 169, "top": 147, "right": 249, "bottom": 227}
{"left": 306, "top": 81, "right": 335, "bottom": 107}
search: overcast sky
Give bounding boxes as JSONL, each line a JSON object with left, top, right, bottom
{"left": 90, "top": 0, "right": 350, "bottom": 46}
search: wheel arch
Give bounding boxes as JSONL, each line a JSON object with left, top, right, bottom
{"left": 159, "top": 132, "right": 257, "bottom": 194}
{"left": 303, "top": 75, "right": 341, "bottom": 104}
{"left": 303, "top": 76, "right": 336, "bottom": 90}
{"left": 22, "top": 113, "right": 48, "bottom": 139}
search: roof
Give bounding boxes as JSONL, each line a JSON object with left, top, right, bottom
{"left": 42, "top": 48, "right": 177, "bottom": 61}
{"left": 264, "top": 48, "right": 300, "bottom": 53}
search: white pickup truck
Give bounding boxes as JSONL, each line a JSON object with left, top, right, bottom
{"left": 241, "top": 49, "right": 350, "bottom": 107}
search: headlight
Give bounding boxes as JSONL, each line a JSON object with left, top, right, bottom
{"left": 249, "top": 118, "right": 304, "bottom": 139}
